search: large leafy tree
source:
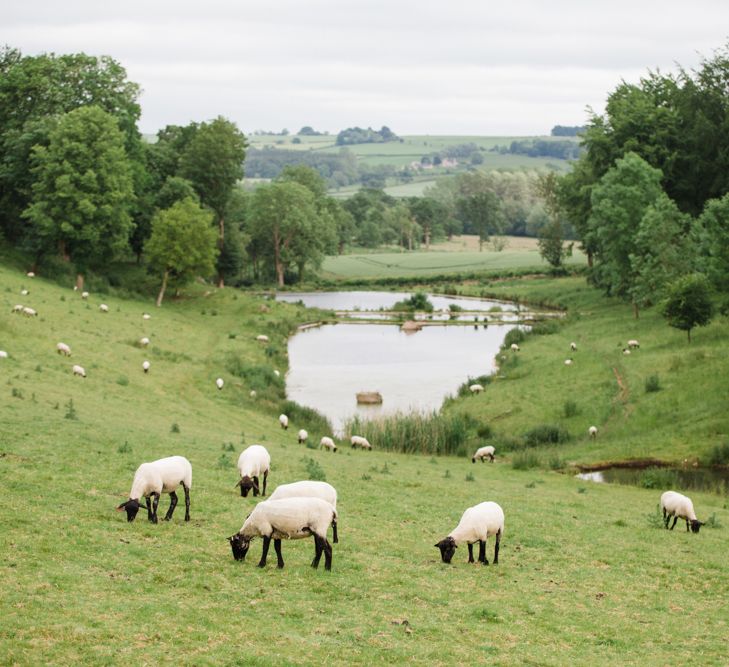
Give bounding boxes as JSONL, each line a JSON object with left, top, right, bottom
{"left": 408, "top": 197, "right": 447, "bottom": 249}
{"left": 23, "top": 106, "right": 134, "bottom": 289}
{"left": 145, "top": 198, "right": 218, "bottom": 307}
{"left": 457, "top": 191, "right": 504, "bottom": 251}
{"left": 662, "top": 273, "right": 715, "bottom": 343}
{"left": 696, "top": 193, "right": 729, "bottom": 311}
{"left": 587, "top": 152, "right": 663, "bottom": 307}
{"left": 179, "top": 117, "right": 247, "bottom": 287}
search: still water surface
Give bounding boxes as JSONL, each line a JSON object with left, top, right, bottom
{"left": 286, "top": 322, "right": 516, "bottom": 433}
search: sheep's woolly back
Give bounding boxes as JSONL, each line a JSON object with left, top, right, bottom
{"left": 237, "top": 445, "right": 271, "bottom": 479}
{"left": 129, "top": 456, "right": 192, "bottom": 500}
{"left": 320, "top": 437, "right": 336, "bottom": 450}
{"left": 351, "top": 435, "right": 371, "bottom": 449}
{"left": 472, "top": 446, "right": 495, "bottom": 460}
{"left": 269, "top": 480, "right": 337, "bottom": 510}
{"left": 449, "top": 501, "right": 504, "bottom": 545}
{"left": 239, "top": 497, "right": 336, "bottom": 541}
{"left": 660, "top": 491, "right": 697, "bottom": 521}
{"left": 298, "top": 429, "right": 308, "bottom": 442}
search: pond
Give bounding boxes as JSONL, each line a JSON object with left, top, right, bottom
{"left": 576, "top": 466, "right": 729, "bottom": 495}
{"left": 285, "top": 322, "right": 517, "bottom": 433}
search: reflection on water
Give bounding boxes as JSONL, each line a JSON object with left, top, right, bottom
{"left": 286, "top": 323, "right": 516, "bottom": 433}
{"left": 576, "top": 466, "right": 729, "bottom": 495}
{"left": 276, "top": 290, "right": 519, "bottom": 312}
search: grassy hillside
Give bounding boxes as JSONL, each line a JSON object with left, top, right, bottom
{"left": 1, "top": 263, "right": 728, "bottom": 665}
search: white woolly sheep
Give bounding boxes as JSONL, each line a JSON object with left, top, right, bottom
{"left": 216, "top": 378, "right": 224, "bottom": 390}
{"left": 273, "top": 369, "right": 280, "bottom": 378}
{"left": 22, "top": 306, "right": 37, "bottom": 317}
{"left": 26, "top": 271, "right": 35, "bottom": 278}
{"left": 142, "top": 313, "right": 151, "bottom": 320}
{"left": 250, "top": 390, "right": 257, "bottom": 398}
{"left": 435, "top": 501, "right": 504, "bottom": 566}
{"left": 236, "top": 444, "right": 271, "bottom": 497}
{"left": 279, "top": 414, "right": 289, "bottom": 430}
{"left": 117, "top": 455, "right": 192, "bottom": 523}
{"left": 256, "top": 334, "right": 269, "bottom": 343}
{"left": 81, "top": 291, "right": 89, "bottom": 299}
{"left": 660, "top": 491, "right": 704, "bottom": 533}
{"left": 56, "top": 342, "right": 72, "bottom": 357}
{"left": 99, "top": 304, "right": 109, "bottom": 313}
{"left": 12, "top": 304, "right": 23, "bottom": 313}
{"left": 564, "top": 358, "right": 573, "bottom": 366}
{"left": 20, "top": 289, "right": 29, "bottom": 296}
{"left": 320, "top": 436, "right": 337, "bottom": 452}
{"left": 268, "top": 480, "right": 338, "bottom": 543}
{"left": 351, "top": 435, "right": 372, "bottom": 450}
{"left": 0, "top": 350, "right": 8, "bottom": 359}
{"left": 622, "top": 348, "right": 631, "bottom": 355}
{"left": 472, "top": 445, "right": 495, "bottom": 463}
{"left": 588, "top": 426, "right": 598, "bottom": 439}
{"left": 229, "top": 497, "right": 336, "bottom": 570}
{"left": 469, "top": 384, "right": 484, "bottom": 394}
{"left": 627, "top": 339, "right": 640, "bottom": 349}
{"left": 142, "top": 360, "right": 150, "bottom": 374}
{"left": 298, "top": 429, "right": 308, "bottom": 444}
{"left": 72, "top": 364, "right": 86, "bottom": 378}
{"left": 510, "top": 343, "right": 520, "bottom": 352}
{"left": 139, "top": 337, "right": 150, "bottom": 347}
{"left": 570, "top": 342, "right": 577, "bottom": 351}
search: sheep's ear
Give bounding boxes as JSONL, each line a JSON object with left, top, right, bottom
{"left": 233, "top": 480, "right": 242, "bottom": 489}
{"left": 115, "top": 504, "right": 125, "bottom": 512}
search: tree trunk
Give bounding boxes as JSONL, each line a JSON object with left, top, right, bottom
{"left": 587, "top": 251, "right": 594, "bottom": 268}
{"left": 425, "top": 227, "right": 430, "bottom": 250}
{"left": 273, "top": 228, "right": 284, "bottom": 287}
{"left": 687, "top": 328, "right": 692, "bottom": 343}
{"left": 217, "top": 215, "right": 225, "bottom": 288}
{"left": 479, "top": 236, "right": 484, "bottom": 252}
{"left": 59, "top": 239, "right": 70, "bottom": 262}
{"left": 75, "top": 273, "right": 84, "bottom": 292}
{"left": 632, "top": 302, "right": 639, "bottom": 319}
{"left": 156, "top": 269, "right": 169, "bottom": 307}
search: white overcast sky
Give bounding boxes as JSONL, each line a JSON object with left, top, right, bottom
{"left": 3, "top": 1, "right": 729, "bottom": 136}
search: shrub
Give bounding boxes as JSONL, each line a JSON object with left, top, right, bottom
{"left": 646, "top": 503, "right": 664, "bottom": 529}
{"left": 504, "top": 328, "right": 526, "bottom": 348}
{"left": 465, "top": 472, "right": 475, "bottom": 482}
{"left": 170, "top": 423, "right": 180, "bottom": 434}
{"left": 548, "top": 455, "right": 566, "bottom": 470}
{"left": 116, "top": 376, "right": 129, "bottom": 386}
{"left": 512, "top": 451, "right": 540, "bottom": 470}
{"left": 563, "top": 400, "right": 579, "bottom": 418}
{"left": 226, "top": 355, "right": 283, "bottom": 396}
{"left": 117, "top": 441, "right": 132, "bottom": 454}
{"left": 707, "top": 442, "right": 729, "bottom": 466}
{"left": 704, "top": 513, "right": 722, "bottom": 529}
{"left": 645, "top": 375, "right": 661, "bottom": 393}
{"left": 64, "top": 399, "right": 77, "bottom": 420}
{"left": 392, "top": 292, "right": 434, "bottom": 312}
{"left": 279, "top": 400, "right": 331, "bottom": 434}
{"left": 477, "top": 424, "right": 494, "bottom": 439}
{"left": 523, "top": 424, "right": 570, "bottom": 447}
{"left": 302, "top": 456, "right": 326, "bottom": 481}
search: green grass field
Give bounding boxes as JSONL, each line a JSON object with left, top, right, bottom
{"left": 1, "top": 261, "right": 728, "bottom": 665}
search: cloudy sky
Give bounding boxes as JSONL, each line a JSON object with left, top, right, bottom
{"left": 3, "top": 1, "right": 729, "bottom": 136}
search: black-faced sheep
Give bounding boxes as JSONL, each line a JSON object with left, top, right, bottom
{"left": 435, "top": 501, "right": 504, "bottom": 566}
{"left": 660, "top": 491, "right": 704, "bottom": 533}
{"left": 236, "top": 445, "right": 271, "bottom": 497}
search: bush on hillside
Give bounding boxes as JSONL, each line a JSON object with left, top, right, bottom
{"left": 279, "top": 400, "right": 331, "bottom": 435}
{"left": 523, "top": 424, "right": 571, "bottom": 447}
{"left": 707, "top": 441, "right": 729, "bottom": 466}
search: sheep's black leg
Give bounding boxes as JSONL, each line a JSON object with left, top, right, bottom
{"left": 478, "top": 540, "right": 486, "bottom": 564}
{"left": 253, "top": 476, "right": 259, "bottom": 497}
{"left": 311, "top": 535, "right": 323, "bottom": 568}
{"left": 490, "top": 455, "right": 494, "bottom": 463}
{"left": 145, "top": 496, "right": 152, "bottom": 521}
{"left": 258, "top": 536, "right": 271, "bottom": 568}
{"left": 239, "top": 481, "right": 245, "bottom": 497}
{"left": 467, "top": 543, "right": 475, "bottom": 563}
{"left": 332, "top": 518, "right": 338, "bottom": 544}
{"left": 493, "top": 530, "right": 501, "bottom": 565}
{"left": 686, "top": 519, "right": 690, "bottom": 532}
{"left": 262, "top": 470, "right": 268, "bottom": 496}
{"left": 164, "top": 491, "right": 178, "bottom": 521}
{"left": 670, "top": 516, "right": 678, "bottom": 530}
{"left": 323, "top": 538, "right": 332, "bottom": 571}
{"left": 274, "top": 539, "right": 284, "bottom": 568}
{"left": 151, "top": 493, "right": 160, "bottom": 524}
{"left": 183, "top": 485, "right": 190, "bottom": 521}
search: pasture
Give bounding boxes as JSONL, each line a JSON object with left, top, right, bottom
{"left": 1, "top": 263, "right": 728, "bottom": 665}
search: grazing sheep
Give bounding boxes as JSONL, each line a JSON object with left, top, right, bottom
{"left": 20, "top": 289, "right": 29, "bottom": 296}
{"left": 510, "top": 343, "right": 520, "bottom": 352}
{"left": 268, "top": 480, "right": 338, "bottom": 543}
{"left": 298, "top": 429, "right": 308, "bottom": 444}
{"left": 660, "top": 491, "right": 704, "bottom": 533}
{"left": 99, "top": 304, "right": 109, "bottom": 313}
{"left": 320, "top": 437, "right": 337, "bottom": 453}
{"left": 279, "top": 414, "right": 289, "bottom": 430}
{"left": 139, "top": 337, "right": 150, "bottom": 347}
{"left": 627, "top": 339, "right": 640, "bottom": 349}
{"left": 216, "top": 378, "right": 224, "bottom": 390}
{"left": 22, "top": 307, "right": 37, "bottom": 317}
{"left": 56, "top": 342, "right": 72, "bottom": 357}
{"left": 588, "top": 426, "right": 598, "bottom": 439}
{"left": 12, "top": 304, "right": 24, "bottom": 313}
{"left": 116, "top": 455, "right": 192, "bottom": 523}
{"left": 0, "top": 350, "right": 8, "bottom": 359}
{"left": 622, "top": 348, "right": 631, "bottom": 355}
{"left": 351, "top": 435, "right": 372, "bottom": 450}
{"left": 142, "top": 313, "right": 151, "bottom": 320}
{"left": 435, "top": 501, "right": 504, "bottom": 566}
{"left": 273, "top": 369, "right": 280, "bottom": 377}
{"left": 81, "top": 291, "right": 89, "bottom": 299}
{"left": 229, "top": 497, "right": 336, "bottom": 570}
{"left": 472, "top": 445, "right": 495, "bottom": 463}
{"left": 72, "top": 364, "right": 86, "bottom": 378}
{"left": 26, "top": 271, "right": 35, "bottom": 278}
{"left": 469, "top": 384, "right": 484, "bottom": 394}
{"left": 570, "top": 342, "right": 577, "bottom": 351}
{"left": 142, "top": 360, "right": 150, "bottom": 374}
{"left": 564, "top": 358, "right": 573, "bottom": 366}
{"left": 236, "top": 445, "right": 271, "bottom": 497}
{"left": 256, "top": 334, "right": 269, "bottom": 343}
{"left": 249, "top": 390, "right": 257, "bottom": 398}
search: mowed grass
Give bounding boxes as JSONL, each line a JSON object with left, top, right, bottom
{"left": 1, "top": 264, "right": 728, "bottom": 665}
{"left": 321, "top": 237, "right": 586, "bottom": 279}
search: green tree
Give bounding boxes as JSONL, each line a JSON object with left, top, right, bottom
{"left": 408, "top": 197, "right": 447, "bottom": 249}
{"left": 457, "top": 191, "right": 504, "bottom": 251}
{"left": 145, "top": 198, "right": 218, "bottom": 306}
{"left": 629, "top": 194, "right": 697, "bottom": 310}
{"left": 538, "top": 220, "right": 572, "bottom": 271}
{"left": 588, "top": 152, "right": 664, "bottom": 308}
{"left": 662, "top": 273, "right": 715, "bottom": 343}
{"left": 179, "top": 116, "right": 247, "bottom": 287}
{"left": 696, "top": 193, "right": 729, "bottom": 311}
{"left": 23, "top": 106, "right": 134, "bottom": 289}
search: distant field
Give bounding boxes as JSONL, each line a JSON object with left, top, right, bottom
{"left": 321, "top": 236, "right": 586, "bottom": 279}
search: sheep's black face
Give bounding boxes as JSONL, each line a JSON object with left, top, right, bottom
{"left": 435, "top": 537, "right": 457, "bottom": 564}
{"left": 229, "top": 534, "right": 250, "bottom": 561}
{"left": 690, "top": 520, "right": 703, "bottom": 533}
{"left": 240, "top": 477, "right": 258, "bottom": 498}
{"left": 117, "top": 498, "right": 141, "bottom": 522}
